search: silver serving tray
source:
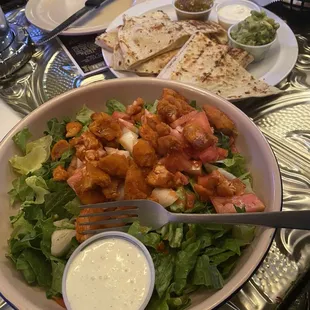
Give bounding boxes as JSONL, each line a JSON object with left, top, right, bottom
{"left": 1, "top": 7, "right": 310, "bottom": 310}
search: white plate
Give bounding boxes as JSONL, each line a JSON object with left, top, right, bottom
{"left": 25, "top": 0, "right": 135, "bottom": 36}
{"left": 102, "top": 0, "right": 298, "bottom": 86}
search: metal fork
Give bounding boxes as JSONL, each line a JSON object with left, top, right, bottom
{"left": 78, "top": 200, "right": 310, "bottom": 235}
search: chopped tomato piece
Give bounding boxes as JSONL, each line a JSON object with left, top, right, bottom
{"left": 230, "top": 136, "right": 239, "bottom": 154}
{"left": 52, "top": 297, "right": 66, "bottom": 309}
{"left": 194, "top": 184, "right": 213, "bottom": 202}
{"left": 112, "top": 111, "right": 131, "bottom": 120}
{"left": 197, "top": 174, "right": 218, "bottom": 189}
{"left": 170, "top": 111, "right": 198, "bottom": 128}
{"left": 118, "top": 118, "right": 138, "bottom": 133}
{"left": 199, "top": 145, "right": 228, "bottom": 163}
{"left": 169, "top": 127, "right": 185, "bottom": 144}
{"left": 210, "top": 193, "right": 266, "bottom": 213}
{"left": 185, "top": 191, "right": 196, "bottom": 209}
{"left": 188, "top": 112, "right": 212, "bottom": 134}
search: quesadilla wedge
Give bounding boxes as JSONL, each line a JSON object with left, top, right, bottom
{"left": 118, "top": 13, "right": 190, "bottom": 68}
{"left": 158, "top": 33, "right": 280, "bottom": 100}
{"left": 95, "top": 29, "right": 119, "bottom": 51}
{"left": 178, "top": 20, "right": 228, "bottom": 44}
{"left": 113, "top": 43, "right": 180, "bottom": 75}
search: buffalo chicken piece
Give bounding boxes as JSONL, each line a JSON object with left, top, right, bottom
{"left": 124, "top": 163, "right": 152, "bottom": 199}
{"left": 89, "top": 112, "right": 122, "bottom": 141}
{"left": 132, "top": 139, "right": 157, "bottom": 167}
{"left": 197, "top": 170, "right": 246, "bottom": 200}
{"left": 99, "top": 153, "right": 129, "bottom": 178}
{"left": 203, "top": 105, "right": 237, "bottom": 136}
{"left": 102, "top": 178, "right": 121, "bottom": 200}
{"left": 66, "top": 121, "right": 83, "bottom": 138}
{"left": 53, "top": 165, "right": 69, "bottom": 181}
{"left": 156, "top": 122, "right": 171, "bottom": 137}
{"left": 69, "top": 131, "right": 102, "bottom": 161}
{"left": 139, "top": 123, "right": 158, "bottom": 149}
{"left": 126, "top": 97, "right": 144, "bottom": 116}
{"left": 146, "top": 165, "right": 175, "bottom": 188}
{"left": 157, "top": 135, "right": 182, "bottom": 155}
{"left": 183, "top": 123, "right": 217, "bottom": 150}
{"left": 51, "top": 140, "right": 70, "bottom": 161}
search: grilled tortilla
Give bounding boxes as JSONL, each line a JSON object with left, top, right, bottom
{"left": 113, "top": 43, "right": 179, "bottom": 75}
{"left": 118, "top": 13, "right": 190, "bottom": 68}
{"left": 158, "top": 33, "right": 280, "bottom": 100}
{"left": 177, "top": 20, "right": 228, "bottom": 44}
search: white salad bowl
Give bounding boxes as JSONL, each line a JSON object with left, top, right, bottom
{"left": 0, "top": 78, "right": 282, "bottom": 310}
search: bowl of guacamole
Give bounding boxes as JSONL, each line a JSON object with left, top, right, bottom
{"left": 173, "top": 0, "right": 214, "bottom": 21}
{"left": 228, "top": 10, "right": 280, "bottom": 62}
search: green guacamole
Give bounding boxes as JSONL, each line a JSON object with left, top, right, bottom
{"left": 231, "top": 11, "right": 280, "bottom": 46}
{"left": 175, "top": 0, "right": 213, "bottom": 12}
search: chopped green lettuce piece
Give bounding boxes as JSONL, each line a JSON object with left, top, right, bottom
{"left": 144, "top": 100, "right": 159, "bottom": 114}
{"left": 106, "top": 99, "right": 126, "bottom": 115}
{"left": 170, "top": 187, "right": 186, "bottom": 213}
{"left": 153, "top": 253, "right": 175, "bottom": 298}
{"left": 128, "top": 221, "right": 161, "bottom": 249}
{"left": 13, "top": 128, "right": 32, "bottom": 154}
{"left": 9, "top": 135, "right": 53, "bottom": 175}
{"left": 64, "top": 197, "right": 81, "bottom": 216}
{"left": 44, "top": 118, "right": 67, "bottom": 143}
{"left": 76, "top": 105, "right": 94, "bottom": 125}
{"left": 9, "top": 175, "right": 34, "bottom": 205}
{"left": 232, "top": 225, "right": 256, "bottom": 244}
{"left": 222, "top": 153, "right": 249, "bottom": 177}
{"left": 192, "top": 255, "right": 224, "bottom": 289}
{"left": 174, "top": 240, "right": 201, "bottom": 295}
{"left": 159, "top": 223, "right": 184, "bottom": 248}
{"left": 22, "top": 176, "right": 50, "bottom": 206}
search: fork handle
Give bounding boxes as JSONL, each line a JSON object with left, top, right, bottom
{"left": 168, "top": 211, "right": 310, "bottom": 230}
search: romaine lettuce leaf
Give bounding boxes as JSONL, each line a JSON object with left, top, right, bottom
{"left": 76, "top": 105, "right": 94, "bottom": 125}
{"left": 232, "top": 225, "right": 256, "bottom": 244}
{"left": 46, "top": 259, "right": 66, "bottom": 298}
{"left": 22, "top": 176, "right": 50, "bottom": 206}
{"left": 12, "top": 128, "right": 32, "bottom": 154}
{"left": 16, "top": 248, "right": 52, "bottom": 287}
{"left": 9, "top": 175, "right": 34, "bottom": 205}
{"left": 170, "top": 188, "right": 186, "bottom": 213}
{"left": 174, "top": 240, "right": 201, "bottom": 295}
{"left": 144, "top": 100, "right": 159, "bottom": 114}
{"left": 9, "top": 135, "right": 52, "bottom": 175}
{"left": 222, "top": 153, "right": 248, "bottom": 177}
{"left": 192, "top": 255, "right": 224, "bottom": 289}
{"left": 209, "top": 251, "right": 236, "bottom": 265}
{"left": 44, "top": 118, "right": 67, "bottom": 143}
{"left": 159, "top": 223, "right": 184, "bottom": 248}
{"left": 128, "top": 221, "right": 161, "bottom": 249}
{"left": 106, "top": 99, "right": 126, "bottom": 115}
{"left": 153, "top": 252, "right": 175, "bottom": 298}
{"left": 64, "top": 197, "right": 81, "bottom": 216}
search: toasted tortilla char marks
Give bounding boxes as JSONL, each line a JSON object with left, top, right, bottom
{"left": 118, "top": 12, "right": 190, "bottom": 68}
{"left": 158, "top": 33, "right": 280, "bottom": 100}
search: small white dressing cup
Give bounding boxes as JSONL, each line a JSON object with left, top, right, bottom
{"left": 62, "top": 231, "right": 155, "bottom": 310}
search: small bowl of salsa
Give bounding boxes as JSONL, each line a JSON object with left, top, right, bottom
{"left": 173, "top": 0, "right": 214, "bottom": 21}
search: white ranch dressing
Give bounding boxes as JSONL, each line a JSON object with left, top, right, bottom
{"left": 218, "top": 4, "right": 252, "bottom": 21}
{"left": 65, "top": 237, "right": 151, "bottom": 310}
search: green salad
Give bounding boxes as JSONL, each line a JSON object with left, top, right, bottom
{"left": 7, "top": 88, "right": 264, "bottom": 309}
{"left": 231, "top": 11, "right": 280, "bottom": 46}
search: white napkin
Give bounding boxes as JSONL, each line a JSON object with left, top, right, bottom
{"left": 0, "top": 98, "right": 22, "bottom": 141}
